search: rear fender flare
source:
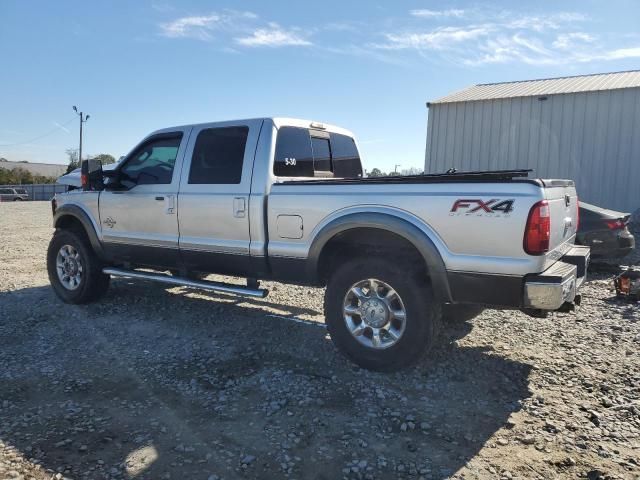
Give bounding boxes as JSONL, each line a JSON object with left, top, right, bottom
{"left": 307, "top": 209, "right": 452, "bottom": 301}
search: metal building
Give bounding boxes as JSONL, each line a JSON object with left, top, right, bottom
{"left": 425, "top": 70, "right": 640, "bottom": 213}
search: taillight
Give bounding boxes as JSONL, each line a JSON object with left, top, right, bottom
{"left": 605, "top": 219, "right": 626, "bottom": 230}
{"left": 81, "top": 173, "right": 88, "bottom": 189}
{"left": 524, "top": 200, "right": 551, "bottom": 255}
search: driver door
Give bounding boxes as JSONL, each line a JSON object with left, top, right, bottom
{"left": 99, "top": 128, "right": 191, "bottom": 268}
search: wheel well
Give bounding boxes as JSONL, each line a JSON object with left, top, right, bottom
{"left": 55, "top": 215, "right": 90, "bottom": 243}
{"left": 317, "top": 228, "right": 428, "bottom": 284}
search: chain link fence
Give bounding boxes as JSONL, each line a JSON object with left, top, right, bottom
{"left": 4, "top": 184, "right": 69, "bottom": 201}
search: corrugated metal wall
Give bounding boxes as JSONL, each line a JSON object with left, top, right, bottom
{"left": 425, "top": 88, "right": 640, "bottom": 213}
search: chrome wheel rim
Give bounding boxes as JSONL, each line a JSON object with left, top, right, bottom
{"left": 342, "top": 278, "right": 407, "bottom": 349}
{"left": 56, "top": 244, "right": 83, "bottom": 290}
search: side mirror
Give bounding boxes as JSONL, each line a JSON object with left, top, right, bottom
{"left": 81, "top": 159, "right": 104, "bottom": 191}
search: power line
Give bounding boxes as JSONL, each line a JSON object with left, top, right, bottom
{"left": 0, "top": 117, "right": 77, "bottom": 147}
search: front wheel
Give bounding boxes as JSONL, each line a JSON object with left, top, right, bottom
{"left": 324, "top": 259, "right": 441, "bottom": 371}
{"left": 47, "top": 229, "right": 110, "bottom": 304}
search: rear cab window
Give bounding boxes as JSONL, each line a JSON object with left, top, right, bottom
{"left": 274, "top": 126, "right": 363, "bottom": 178}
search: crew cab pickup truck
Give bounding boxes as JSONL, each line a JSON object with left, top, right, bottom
{"left": 48, "top": 117, "right": 589, "bottom": 371}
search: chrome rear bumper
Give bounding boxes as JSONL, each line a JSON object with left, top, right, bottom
{"left": 524, "top": 246, "right": 590, "bottom": 311}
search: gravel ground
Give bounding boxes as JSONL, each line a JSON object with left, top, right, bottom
{"left": 0, "top": 202, "right": 638, "bottom": 480}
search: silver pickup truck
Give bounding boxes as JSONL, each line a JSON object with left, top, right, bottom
{"left": 48, "top": 117, "right": 589, "bottom": 371}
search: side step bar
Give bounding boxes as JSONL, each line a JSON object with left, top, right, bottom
{"left": 102, "top": 268, "right": 268, "bottom": 298}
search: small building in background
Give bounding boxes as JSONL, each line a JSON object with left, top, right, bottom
{"left": 0, "top": 159, "right": 67, "bottom": 178}
{"left": 424, "top": 70, "right": 640, "bottom": 213}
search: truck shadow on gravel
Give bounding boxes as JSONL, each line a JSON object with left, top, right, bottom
{"left": 0, "top": 282, "right": 532, "bottom": 480}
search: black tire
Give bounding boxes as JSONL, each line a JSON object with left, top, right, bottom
{"left": 324, "top": 258, "right": 442, "bottom": 372}
{"left": 13, "top": 198, "right": 22, "bottom": 201}
{"left": 47, "top": 229, "right": 110, "bottom": 304}
{"left": 442, "top": 304, "right": 484, "bottom": 323}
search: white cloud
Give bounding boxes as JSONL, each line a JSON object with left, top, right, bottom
{"left": 503, "top": 12, "right": 587, "bottom": 32}
{"left": 410, "top": 9, "right": 466, "bottom": 19}
{"left": 235, "top": 23, "right": 311, "bottom": 47}
{"left": 379, "top": 26, "right": 491, "bottom": 50}
{"left": 369, "top": 9, "right": 639, "bottom": 67}
{"left": 159, "top": 14, "right": 220, "bottom": 40}
{"left": 552, "top": 32, "right": 596, "bottom": 49}
{"left": 159, "top": 11, "right": 258, "bottom": 40}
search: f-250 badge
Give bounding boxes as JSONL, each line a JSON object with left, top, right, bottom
{"left": 103, "top": 217, "right": 117, "bottom": 228}
{"left": 450, "top": 199, "right": 514, "bottom": 217}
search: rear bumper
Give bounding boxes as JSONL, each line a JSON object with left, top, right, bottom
{"left": 523, "top": 246, "right": 590, "bottom": 310}
{"left": 447, "top": 245, "right": 590, "bottom": 311}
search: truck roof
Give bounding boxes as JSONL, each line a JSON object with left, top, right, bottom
{"left": 150, "top": 117, "right": 356, "bottom": 139}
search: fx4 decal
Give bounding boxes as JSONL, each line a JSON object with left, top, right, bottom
{"left": 450, "top": 199, "right": 515, "bottom": 216}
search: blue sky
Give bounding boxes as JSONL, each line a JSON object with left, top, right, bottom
{"left": 1, "top": 1, "right": 639, "bottom": 173}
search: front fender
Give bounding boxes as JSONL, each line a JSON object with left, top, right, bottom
{"left": 307, "top": 211, "right": 452, "bottom": 302}
{"left": 53, "top": 204, "right": 105, "bottom": 259}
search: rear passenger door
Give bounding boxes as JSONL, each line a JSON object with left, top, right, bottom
{"left": 177, "top": 120, "right": 263, "bottom": 276}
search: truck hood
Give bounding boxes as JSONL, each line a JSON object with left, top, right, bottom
{"left": 57, "top": 164, "right": 117, "bottom": 187}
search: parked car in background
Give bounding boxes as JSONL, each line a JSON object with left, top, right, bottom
{"left": 576, "top": 202, "right": 635, "bottom": 259}
{"left": 0, "top": 187, "right": 29, "bottom": 201}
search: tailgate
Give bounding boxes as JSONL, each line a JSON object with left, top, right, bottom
{"left": 543, "top": 179, "right": 579, "bottom": 259}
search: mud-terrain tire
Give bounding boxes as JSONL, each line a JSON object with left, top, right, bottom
{"left": 324, "top": 258, "right": 442, "bottom": 372}
{"left": 47, "top": 229, "right": 110, "bottom": 304}
{"left": 443, "top": 304, "right": 484, "bottom": 323}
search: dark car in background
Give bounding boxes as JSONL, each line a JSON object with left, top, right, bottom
{"left": 576, "top": 202, "right": 635, "bottom": 259}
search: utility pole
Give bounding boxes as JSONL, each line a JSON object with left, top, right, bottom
{"left": 394, "top": 164, "right": 401, "bottom": 174}
{"left": 72, "top": 106, "right": 90, "bottom": 163}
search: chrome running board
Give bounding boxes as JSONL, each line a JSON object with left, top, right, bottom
{"left": 102, "top": 267, "right": 268, "bottom": 298}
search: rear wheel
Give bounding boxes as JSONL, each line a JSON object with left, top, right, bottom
{"left": 324, "top": 258, "right": 441, "bottom": 371}
{"left": 47, "top": 229, "right": 110, "bottom": 304}
{"left": 13, "top": 198, "right": 22, "bottom": 201}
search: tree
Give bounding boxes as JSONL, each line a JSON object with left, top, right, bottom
{"left": 368, "top": 168, "right": 386, "bottom": 177}
{"left": 66, "top": 148, "right": 80, "bottom": 174}
{"left": 90, "top": 153, "right": 116, "bottom": 165}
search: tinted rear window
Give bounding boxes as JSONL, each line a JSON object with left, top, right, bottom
{"left": 274, "top": 127, "right": 362, "bottom": 178}
{"left": 311, "top": 136, "right": 332, "bottom": 173}
{"left": 330, "top": 133, "right": 362, "bottom": 177}
{"left": 274, "top": 127, "right": 314, "bottom": 177}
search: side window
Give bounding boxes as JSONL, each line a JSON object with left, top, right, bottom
{"left": 330, "top": 133, "right": 362, "bottom": 178}
{"left": 274, "top": 127, "right": 314, "bottom": 177}
{"left": 188, "top": 127, "right": 248, "bottom": 184}
{"left": 311, "top": 136, "right": 332, "bottom": 174}
{"left": 120, "top": 134, "right": 183, "bottom": 185}
{"left": 0, "top": 188, "right": 13, "bottom": 194}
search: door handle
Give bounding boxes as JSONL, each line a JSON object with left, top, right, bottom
{"left": 165, "top": 195, "right": 175, "bottom": 215}
{"left": 233, "top": 197, "right": 246, "bottom": 218}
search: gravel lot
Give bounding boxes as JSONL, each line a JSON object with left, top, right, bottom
{"left": 1, "top": 202, "right": 639, "bottom": 480}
